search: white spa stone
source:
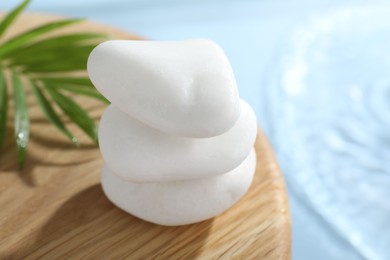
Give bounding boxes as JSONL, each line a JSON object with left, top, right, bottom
{"left": 88, "top": 39, "right": 240, "bottom": 138}
{"left": 101, "top": 149, "right": 256, "bottom": 226}
{"left": 99, "top": 99, "right": 257, "bottom": 183}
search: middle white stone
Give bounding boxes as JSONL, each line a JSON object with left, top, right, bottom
{"left": 99, "top": 99, "right": 257, "bottom": 183}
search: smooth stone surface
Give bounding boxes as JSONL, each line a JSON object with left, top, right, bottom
{"left": 99, "top": 99, "right": 257, "bottom": 183}
{"left": 88, "top": 39, "right": 241, "bottom": 138}
{"left": 101, "top": 149, "right": 256, "bottom": 226}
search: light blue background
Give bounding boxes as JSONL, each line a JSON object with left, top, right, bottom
{"left": 2, "top": 1, "right": 381, "bottom": 259}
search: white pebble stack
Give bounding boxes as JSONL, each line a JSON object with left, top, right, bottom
{"left": 88, "top": 39, "right": 258, "bottom": 226}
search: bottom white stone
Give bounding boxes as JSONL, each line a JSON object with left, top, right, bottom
{"left": 101, "top": 149, "right": 256, "bottom": 226}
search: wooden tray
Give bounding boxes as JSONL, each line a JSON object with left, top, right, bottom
{"left": 0, "top": 13, "right": 290, "bottom": 259}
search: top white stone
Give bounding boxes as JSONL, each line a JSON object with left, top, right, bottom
{"left": 87, "top": 39, "right": 241, "bottom": 138}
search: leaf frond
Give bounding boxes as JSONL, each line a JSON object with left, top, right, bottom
{"left": 47, "top": 88, "right": 98, "bottom": 143}
{"left": 2, "top": 33, "right": 106, "bottom": 60}
{"left": 0, "top": 18, "right": 84, "bottom": 58}
{"left": 0, "top": 0, "right": 30, "bottom": 38}
{"left": 12, "top": 69, "right": 29, "bottom": 167}
{"left": 30, "top": 79, "right": 79, "bottom": 145}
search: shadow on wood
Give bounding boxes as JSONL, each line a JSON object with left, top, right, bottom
{"left": 0, "top": 126, "right": 97, "bottom": 188}
{"left": 2, "top": 184, "right": 213, "bottom": 259}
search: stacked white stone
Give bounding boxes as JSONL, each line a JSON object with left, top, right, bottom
{"left": 88, "top": 39, "right": 258, "bottom": 226}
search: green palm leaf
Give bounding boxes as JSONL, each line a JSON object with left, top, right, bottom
{"left": 0, "top": 0, "right": 30, "bottom": 37}
{"left": 12, "top": 70, "right": 29, "bottom": 167}
{"left": 8, "top": 44, "right": 97, "bottom": 66}
{"left": 45, "top": 83, "right": 109, "bottom": 103}
{"left": 23, "top": 60, "right": 89, "bottom": 73}
{"left": 30, "top": 80, "right": 79, "bottom": 145}
{"left": 0, "top": 18, "right": 83, "bottom": 58}
{"left": 41, "top": 77, "right": 108, "bottom": 102}
{"left": 1, "top": 33, "right": 106, "bottom": 60}
{"left": 47, "top": 88, "right": 98, "bottom": 143}
{"left": 39, "top": 77, "right": 94, "bottom": 87}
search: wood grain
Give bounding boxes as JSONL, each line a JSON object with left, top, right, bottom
{"left": 0, "top": 13, "right": 291, "bottom": 259}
